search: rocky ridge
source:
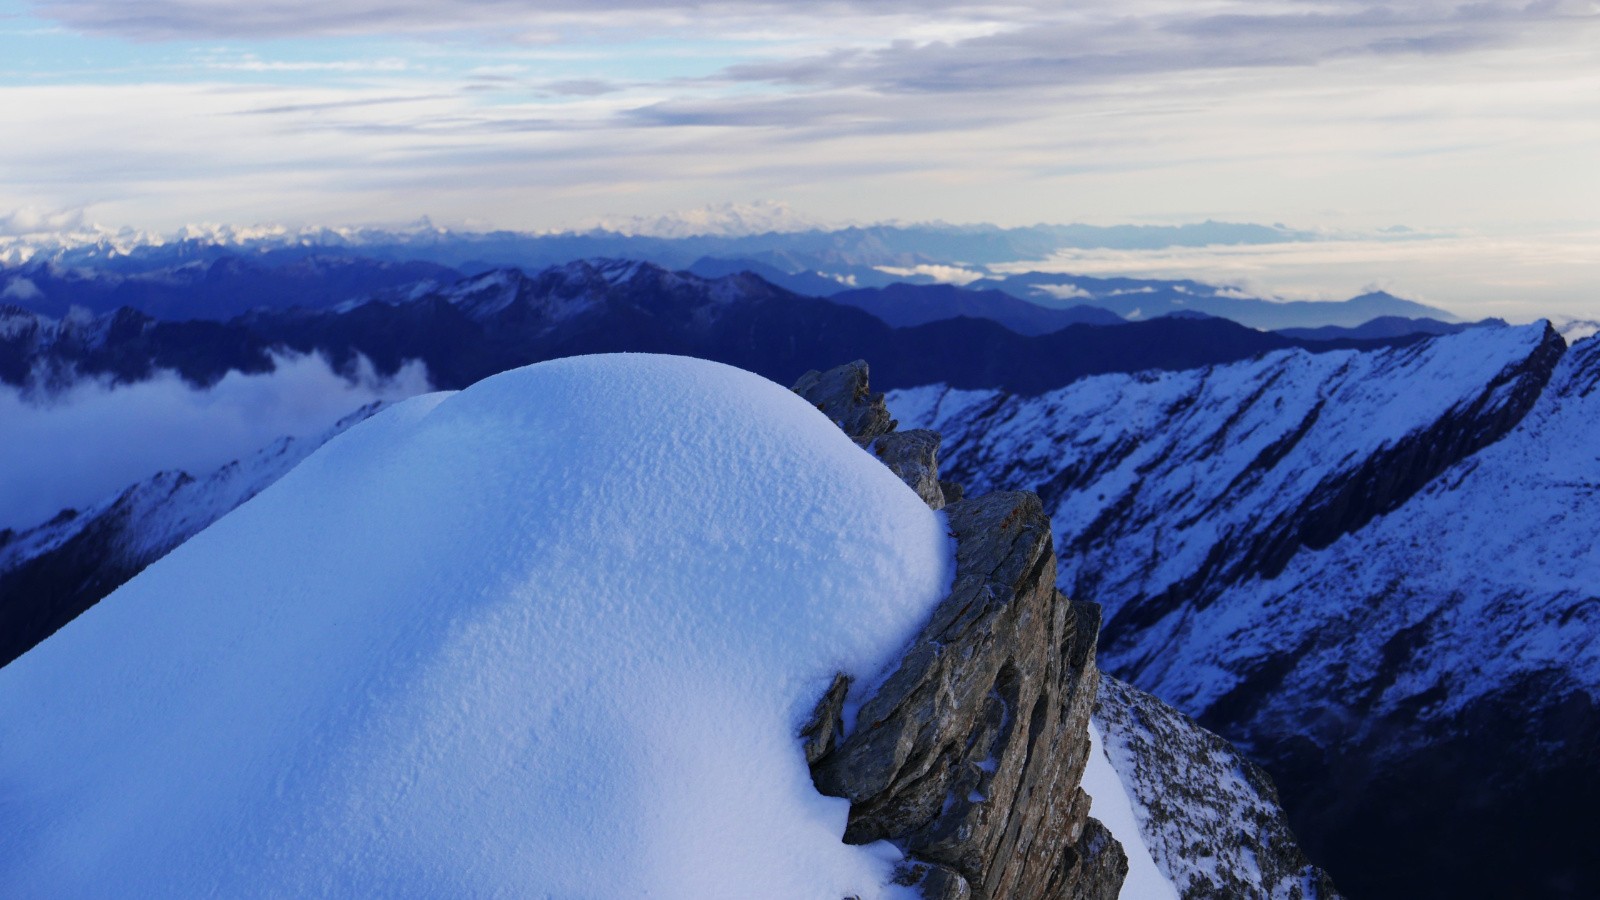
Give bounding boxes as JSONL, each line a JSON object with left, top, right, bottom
{"left": 888, "top": 324, "right": 1598, "bottom": 898}
{"left": 794, "top": 360, "right": 1126, "bottom": 900}
{"left": 1094, "top": 677, "right": 1341, "bottom": 900}
{"left": 796, "top": 360, "right": 1337, "bottom": 900}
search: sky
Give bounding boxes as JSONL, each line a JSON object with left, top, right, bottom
{"left": 1, "top": 0, "right": 1598, "bottom": 312}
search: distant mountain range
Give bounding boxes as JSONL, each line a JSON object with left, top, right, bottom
{"left": 2, "top": 232, "right": 1471, "bottom": 343}
{"left": 4, "top": 218, "right": 1323, "bottom": 270}
{"left": 1, "top": 255, "right": 458, "bottom": 321}
{"left": 5, "top": 220, "right": 1460, "bottom": 334}
{"left": 824, "top": 283, "right": 1125, "bottom": 335}
{"left": 2, "top": 260, "right": 1451, "bottom": 398}
{"left": 975, "top": 272, "right": 1459, "bottom": 330}
{"left": 1275, "top": 315, "right": 1489, "bottom": 341}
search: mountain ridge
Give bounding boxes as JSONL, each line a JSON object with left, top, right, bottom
{"left": 1, "top": 260, "right": 1453, "bottom": 399}
{"left": 890, "top": 324, "right": 1599, "bottom": 898}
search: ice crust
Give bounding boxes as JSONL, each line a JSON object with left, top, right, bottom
{"left": 0, "top": 353, "right": 955, "bottom": 898}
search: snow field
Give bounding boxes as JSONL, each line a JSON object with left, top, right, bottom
{"left": 0, "top": 353, "right": 955, "bottom": 898}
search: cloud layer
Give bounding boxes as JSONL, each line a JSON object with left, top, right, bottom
{"left": 3, "top": 0, "right": 1597, "bottom": 314}
{"left": 0, "top": 353, "right": 433, "bottom": 532}
{"left": 30, "top": 0, "right": 1598, "bottom": 47}
{"left": 994, "top": 229, "right": 1600, "bottom": 322}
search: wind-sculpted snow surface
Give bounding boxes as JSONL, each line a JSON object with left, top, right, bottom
{"left": 891, "top": 324, "right": 1599, "bottom": 898}
{"left": 0, "top": 354, "right": 955, "bottom": 898}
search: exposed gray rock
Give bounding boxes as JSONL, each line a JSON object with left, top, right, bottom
{"left": 808, "top": 491, "right": 1125, "bottom": 900}
{"left": 792, "top": 359, "right": 895, "bottom": 444}
{"left": 1063, "top": 819, "right": 1130, "bottom": 900}
{"left": 800, "top": 673, "right": 851, "bottom": 766}
{"left": 795, "top": 360, "right": 949, "bottom": 508}
{"left": 870, "top": 429, "right": 947, "bottom": 510}
{"left": 794, "top": 359, "right": 1128, "bottom": 899}
{"left": 1094, "top": 676, "right": 1342, "bottom": 900}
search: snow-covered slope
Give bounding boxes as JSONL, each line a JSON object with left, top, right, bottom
{"left": 890, "top": 324, "right": 1598, "bottom": 898}
{"left": 1094, "top": 677, "right": 1340, "bottom": 900}
{"left": 0, "top": 402, "right": 384, "bottom": 667}
{"left": 0, "top": 354, "right": 955, "bottom": 898}
{"left": 1082, "top": 720, "right": 1180, "bottom": 900}
{"left": 891, "top": 323, "right": 1561, "bottom": 636}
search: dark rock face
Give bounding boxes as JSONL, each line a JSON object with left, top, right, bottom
{"left": 869, "top": 430, "right": 947, "bottom": 510}
{"left": 793, "top": 360, "right": 949, "bottom": 509}
{"left": 1062, "top": 820, "right": 1130, "bottom": 900}
{"left": 795, "top": 361, "right": 1124, "bottom": 900}
{"left": 811, "top": 493, "right": 1111, "bottom": 900}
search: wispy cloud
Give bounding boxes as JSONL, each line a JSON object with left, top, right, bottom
{"left": 0, "top": 0, "right": 1594, "bottom": 319}
{"left": 875, "top": 263, "right": 985, "bottom": 285}
{"left": 709, "top": 2, "right": 1596, "bottom": 96}
{"left": 29, "top": 0, "right": 994, "bottom": 40}
{"left": 0, "top": 205, "right": 86, "bottom": 235}
{"left": 993, "top": 230, "right": 1600, "bottom": 323}
{"left": 0, "top": 352, "right": 432, "bottom": 531}
{"left": 201, "top": 55, "right": 414, "bottom": 73}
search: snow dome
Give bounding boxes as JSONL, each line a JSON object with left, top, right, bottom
{"left": 0, "top": 354, "right": 954, "bottom": 898}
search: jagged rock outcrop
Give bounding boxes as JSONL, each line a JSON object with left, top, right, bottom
{"left": 794, "top": 361, "right": 1125, "bottom": 900}
{"left": 811, "top": 493, "right": 1114, "bottom": 900}
{"left": 793, "top": 360, "right": 947, "bottom": 508}
{"left": 1094, "top": 677, "right": 1341, "bottom": 900}
{"left": 792, "top": 359, "right": 897, "bottom": 446}
{"left": 869, "top": 429, "right": 947, "bottom": 509}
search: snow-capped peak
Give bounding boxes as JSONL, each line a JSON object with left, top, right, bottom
{"left": 567, "top": 200, "right": 831, "bottom": 238}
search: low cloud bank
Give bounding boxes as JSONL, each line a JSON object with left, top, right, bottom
{"left": 995, "top": 230, "right": 1600, "bottom": 322}
{"left": 0, "top": 353, "right": 432, "bottom": 532}
{"left": 875, "top": 263, "right": 985, "bottom": 285}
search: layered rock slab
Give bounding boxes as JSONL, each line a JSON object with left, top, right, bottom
{"left": 795, "top": 361, "right": 1126, "bottom": 900}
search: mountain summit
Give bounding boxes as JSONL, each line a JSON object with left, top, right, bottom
{"left": 0, "top": 354, "right": 955, "bottom": 897}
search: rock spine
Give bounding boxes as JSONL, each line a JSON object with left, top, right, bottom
{"left": 793, "top": 361, "right": 1127, "bottom": 900}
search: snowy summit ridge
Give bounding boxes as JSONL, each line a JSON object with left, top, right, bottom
{"left": 0, "top": 354, "right": 954, "bottom": 898}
